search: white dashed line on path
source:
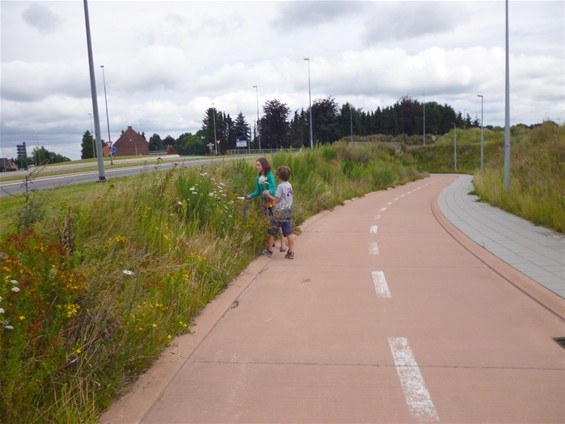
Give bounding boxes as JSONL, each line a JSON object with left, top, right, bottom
{"left": 388, "top": 337, "right": 440, "bottom": 423}
{"left": 370, "top": 242, "right": 380, "bottom": 255}
{"left": 369, "top": 225, "right": 378, "bottom": 234}
{"left": 372, "top": 271, "right": 391, "bottom": 298}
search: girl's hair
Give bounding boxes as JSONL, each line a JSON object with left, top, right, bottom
{"left": 257, "top": 157, "right": 271, "bottom": 174}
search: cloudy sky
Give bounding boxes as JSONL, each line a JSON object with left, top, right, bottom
{"left": 1, "top": 0, "right": 563, "bottom": 160}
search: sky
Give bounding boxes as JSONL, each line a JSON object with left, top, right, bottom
{"left": 1, "top": 0, "right": 563, "bottom": 161}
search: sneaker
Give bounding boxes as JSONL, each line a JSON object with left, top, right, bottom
{"left": 279, "top": 247, "right": 287, "bottom": 252}
{"left": 262, "top": 249, "right": 273, "bottom": 258}
{"left": 285, "top": 251, "right": 294, "bottom": 259}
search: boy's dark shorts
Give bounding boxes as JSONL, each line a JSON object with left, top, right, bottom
{"left": 268, "top": 210, "right": 292, "bottom": 237}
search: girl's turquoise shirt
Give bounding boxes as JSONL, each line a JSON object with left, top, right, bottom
{"left": 248, "top": 171, "right": 276, "bottom": 201}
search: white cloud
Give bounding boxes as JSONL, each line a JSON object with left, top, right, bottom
{"left": 22, "top": 3, "right": 64, "bottom": 34}
{"left": 0, "top": 0, "right": 563, "bottom": 160}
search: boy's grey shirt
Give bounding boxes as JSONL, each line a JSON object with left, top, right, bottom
{"left": 274, "top": 181, "right": 293, "bottom": 212}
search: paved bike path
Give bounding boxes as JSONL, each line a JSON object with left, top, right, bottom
{"left": 101, "top": 174, "right": 565, "bottom": 424}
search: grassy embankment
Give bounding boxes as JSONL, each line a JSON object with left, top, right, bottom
{"left": 405, "top": 121, "right": 564, "bottom": 233}
{"left": 0, "top": 143, "right": 423, "bottom": 423}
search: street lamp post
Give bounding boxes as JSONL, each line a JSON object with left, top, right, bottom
{"left": 453, "top": 123, "right": 457, "bottom": 172}
{"left": 212, "top": 104, "right": 218, "bottom": 156}
{"left": 349, "top": 104, "right": 353, "bottom": 143}
{"left": 88, "top": 113, "right": 95, "bottom": 158}
{"left": 503, "top": 0, "right": 511, "bottom": 192}
{"left": 252, "top": 85, "right": 261, "bottom": 152}
{"left": 477, "top": 94, "right": 484, "bottom": 173}
{"left": 422, "top": 94, "right": 426, "bottom": 146}
{"left": 82, "top": 0, "right": 105, "bottom": 181}
{"left": 100, "top": 65, "right": 113, "bottom": 165}
{"left": 304, "top": 58, "right": 313, "bottom": 149}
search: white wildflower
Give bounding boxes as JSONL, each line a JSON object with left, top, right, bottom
{"left": 189, "top": 187, "right": 196, "bottom": 191}
{"left": 123, "top": 270, "right": 134, "bottom": 276}
{"left": 0, "top": 308, "right": 5, "bottom": 314}
{"left": 4, "top": 325, "right": 14, "bottom": 330}
{"left": 177, "top": 201, "right": 183, "bottom": 205}
{"left": 10, "top": 280, "right": 18, "bottom": 285}
{"left": 11, "top": 287, "right": 20, "bottom": 293}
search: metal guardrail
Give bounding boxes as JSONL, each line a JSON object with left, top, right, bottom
{"left": 225, "top": 148, "right": 302, "bottom": 155}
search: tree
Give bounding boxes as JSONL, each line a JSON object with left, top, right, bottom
{"left": 338, "top": 103, "right": 362, "bottom": 141}
{"left": 232, "top": 112, "right": 251, "bottom": 148}
{"left": 221, "top": 113, "right": 234, "bottom": 151}
{"left": 148, "top": 133, "right": 164, "bottom": 151}
{"left": 288, "top": 109, "right": 307, "bottom": 147}
{"left": 178, "top": 132, "right": 207, "bottom": 155}
{"left": 81, "top": 131, "right": 95, "bottom": 159}
{"left": 163, "top": 135, "right": 175, "bottom": 146}
{"left": 394, "top": 96, "right": 421, "bottom": 136}
{"left": 261, "top": 99, "right": 290, "bottom": 148}
{"left": 311, "top": 97, "right": 340, "bottom": 144}
{"left": 32, "top": 146, "right": 70, "bottom": 164}
{"left": 201, "top": 107, "right": 228, "bottom": 153}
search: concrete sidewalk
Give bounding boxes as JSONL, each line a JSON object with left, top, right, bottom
{"left": 437, "top": 174, "right": 564, "bottom": 298}
{"left": 101, "top": 174, "right": 565, "bottom": 424}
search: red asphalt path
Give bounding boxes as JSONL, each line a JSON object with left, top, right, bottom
{"left": 101, "top": 174, "right": 565, "bottom": 424}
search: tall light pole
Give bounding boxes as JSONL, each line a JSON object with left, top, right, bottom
{"left": 212, "top": 103, "right": 218, "bottom": 156}
{"left": 422, "top": 94, "right": 426, "bottom": 146}
{"left": 100, "top": 65, "right": 113, "bottom": 165}
{"left": 88, "top": 113, "right": 95, "bottom": 158}
{"left": 503, "top": 0, "right": 511, "bottom": 192}
{"left": 82, "top": 0, "right": 105, "bottom": 181}
{"left": 477, "top": 94, "right": 484, "bottom": 173}
{"left": 349, "top": 103, "right": 353, "bottom": 143}
{"left": 252, "top": 85, "right": 261, "bottom": 152}
{"left": 304, "top": 58, "right": 313, "bottom": 149}
{"left": 453, "top": 123, "right": 457, "bottom": 172}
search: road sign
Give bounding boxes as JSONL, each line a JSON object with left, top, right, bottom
{"left": 16, "top": 142, "right": 27, "bottom": 159}
{"left": 111, "top": 146, "right": 117, "bottom": 154}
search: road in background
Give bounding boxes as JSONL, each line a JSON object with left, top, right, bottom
{"left": 0, "top": 156, "right": 248, "bottom": 198}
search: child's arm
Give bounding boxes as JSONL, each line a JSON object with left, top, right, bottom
{"left": 246, "top": 175, "right": 261, "bottom": 199}
{"left": 263, "top": 190, "right": 280, "bottom": 204}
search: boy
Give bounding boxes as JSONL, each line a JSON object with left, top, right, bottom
{"left": 261, "top": 166, "right": 295, "bottom": 259}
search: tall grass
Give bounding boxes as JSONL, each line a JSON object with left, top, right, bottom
{"left": 405, "top": 121, "right": 564, "bottom": 233}
{"left": 0, "top": 144, "right": 424, "bottom": 422}
{"left": 472, "top": 122, "right": 565, "bottom": 232}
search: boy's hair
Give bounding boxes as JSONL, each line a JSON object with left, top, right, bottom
{"left": 276, "top": 166, "right": 291, "bottom": 181}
